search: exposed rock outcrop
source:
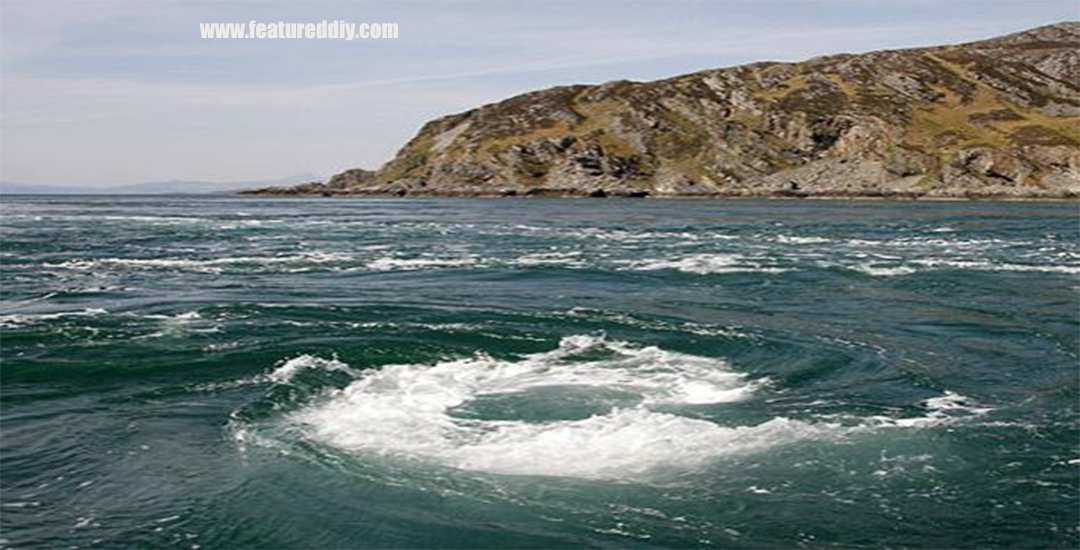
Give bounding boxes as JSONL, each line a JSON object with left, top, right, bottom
{"left": 256, "top": 22, "right": 1080, "bottom": 198}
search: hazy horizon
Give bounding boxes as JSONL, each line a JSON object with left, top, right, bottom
{"left": 0, "top": 173, "right": 324, "bottom": 192}
{"left": 2, "top": 0, "right": 1077, "bottom": 188}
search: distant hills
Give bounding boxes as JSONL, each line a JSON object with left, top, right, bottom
{"left": 0, "top": 175, "right": 323, "bottom": 195}
{"left": 258, "top": 22, "right": 1079, "bottom": 199}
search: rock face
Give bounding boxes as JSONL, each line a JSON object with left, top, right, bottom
{"left": 300, "top": 22, "right": 1080, "bottom": 198}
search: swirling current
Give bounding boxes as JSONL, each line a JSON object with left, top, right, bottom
{"left": 1, "top": 196, "right": 1077, "bottom": 549}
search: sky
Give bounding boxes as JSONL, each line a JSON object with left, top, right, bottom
{"left": 1, "top": 0, "right": 1078, "bottom": 188}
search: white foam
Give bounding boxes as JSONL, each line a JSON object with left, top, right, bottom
{"left": 203, "top": 354, "right": 359, "bottom": 395}
{"left": 849, "top": 259, "right": 1080, "bottom": 276}
{"left": 365, "top": 256, "right": 479, "bottom": 271}
{"left": 0, "top": 308, "right": 108, "bottom": 327}
{"left": 775, "top": 235, "right": 831, "bottom": 245}
{"left": 266, "top": 354, "right": 355, "bottom": 384}
{"left": 265, "top": 338, "right": 993, "bottom": 481}
{"left": 925, "top": 391, "right": 992, "bottom": 416}
{"left": 446, "top": 412, "right": 829, "bottom": 478}
{"left": 855, "top": 392, "right": 991, "bottom": 429}
{"left": 286, "top": 336, "right": 780, "bottom": 479}
{"left": 911, "top": 259, "right": 1080, "bottom": 274}
{"left": 629, "top": 254, "right": 791, "bottom": 275}
{"left": 851, "top": 264, "right": 919, "bottom": 277}
{"left": 144, "top": 311, "right": 202, "bottom": 322}
{"left": 511, "top": 251, "right": 586, "bottom": 267}
{"left": 50, "top": 252, "right": 351, "bottom": 273}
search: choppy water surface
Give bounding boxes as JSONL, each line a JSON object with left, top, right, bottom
{"left": 1, "top": 196, "right": 1078, "bottom": 549}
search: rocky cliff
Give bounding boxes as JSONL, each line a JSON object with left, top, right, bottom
{"left": 256, "top": 22, "right": 1080, "bottom": 198}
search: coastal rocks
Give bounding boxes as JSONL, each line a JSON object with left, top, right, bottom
{"left": 256, "top": 22, "right": 1080, "bottom": 199}
{"left": 326, "top": 168, "right": 376, "bottom": 190}
{"left": 955, "top": 148, "right": 1032, "bottom": 185}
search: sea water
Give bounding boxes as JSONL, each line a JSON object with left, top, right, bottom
{"left": 1, "top": 196, "right": 1077, "bottom": 548}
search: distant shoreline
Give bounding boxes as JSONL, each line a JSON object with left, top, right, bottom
{"left": 3, "top": 191, "right": 1075, "bottom": 201}
{"left": 234, "top": 189, "right": 1080, "bottom": 201}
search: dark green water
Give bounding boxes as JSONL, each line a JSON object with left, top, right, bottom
{"left": 1, "top": 196, "right": 1078, "bottom": 549}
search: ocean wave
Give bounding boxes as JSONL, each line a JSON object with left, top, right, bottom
{"left": 142, "top": 311, "right": 202, "bottom": 322}
{"left": 2, "top": 215, "right": 211, "bottom": 224}
{"left": 850, "top": 264, "right": 921, "bottom": 277}
{"left": 47, "top": 252, "right": 352, "bottom": 273}
{"left": 774, "top": 235, "right": 832, "bottom": 245}
{"left": 0, "top": 308, "right": 108, "bottom": 328}
{"left": 23, "top": 231, "right": 1076, "bottom": 284}
{"left": 909, "top": 259, "right": 1080, "bottom": 274}
{"left": 627, "top": 254, "right": 792, "bottom": 275}
{"left": 265, "top": 354, "right": 357, "bottom": 384}
{"left": 511, "top": 251, "right": 587, "bottom": 267}
{"left": 193, "top": 354, "right": 358, "bottom": 394}
{"left": 850, "top": 259, "right": 1080, "bottom": 276}
{"left": 365, "top": 256, "right": 480, "bottom": 271}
